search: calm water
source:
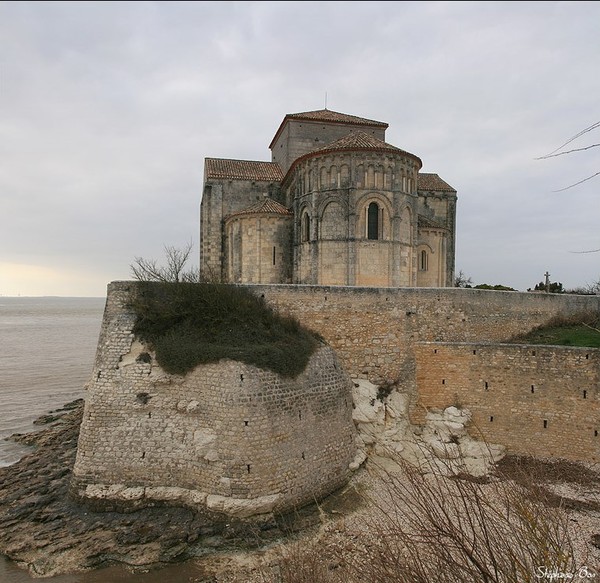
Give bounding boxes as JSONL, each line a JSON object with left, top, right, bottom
{"left": 0, "top": 297, "right": 211, "bottom": 582}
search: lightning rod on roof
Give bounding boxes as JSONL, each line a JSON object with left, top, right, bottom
{"left": 325, "top": 91, "right": 327, "bottom": 110}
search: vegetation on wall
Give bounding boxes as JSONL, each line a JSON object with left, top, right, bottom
{"left": 130, "top": 281, "right": 321, "bottom": 377}
{"left": 509, "top": 312, "right": 600, "bottom": 348}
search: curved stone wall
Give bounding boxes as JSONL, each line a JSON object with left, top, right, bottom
{"left": 71, "top": 282, "right": 356, "bottom": 517}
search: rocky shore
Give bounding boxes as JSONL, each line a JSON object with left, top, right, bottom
{"left": 0, "top": 401, "right": 322, "bottom": 578}
{"left": 2, "top": 397, "right": 599, "bottom": 580}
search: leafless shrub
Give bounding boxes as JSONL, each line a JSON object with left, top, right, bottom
{"left": 345, "top": 449, "right": 576, "bottom": 583}
{"left": 130, "top": 241, "right": 200, "bottom": 283}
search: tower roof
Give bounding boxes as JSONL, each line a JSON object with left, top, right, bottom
{"left": 205, "top": 158, "right": 283, "bottom": 182}
{"left": 269, "top": 109, "right": 388, "bottom": 149}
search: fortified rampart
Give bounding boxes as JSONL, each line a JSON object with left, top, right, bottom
{"left": 247, "top": 283, "right": 599, "bottom": 463}
{"left": 248, "top": 283, "right": 599, "bottom": 382}
{"left": 72, "top": 282, "right": 356, "bottom": 517}
{"left": 414, "top": 342, "right": 599, "bottom": 462}
{"left": 74, "top": 282, "right": 599, "bottom": 509}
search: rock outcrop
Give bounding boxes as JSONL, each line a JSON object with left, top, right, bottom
{"left": 351, "top": 379, "right": 505, "bottom": 476}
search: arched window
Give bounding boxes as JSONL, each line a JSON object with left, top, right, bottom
{"left": 367, "top": 202, "right": 380, "bottom": 240}
{"left": 301, "top": 212, "right": 311, "bottom": 242}
{"left": 420, "top": 250, "right": 428, "bottom": 271}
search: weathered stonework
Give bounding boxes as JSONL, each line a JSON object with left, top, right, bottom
{"left": 72, "top": 282, "right": 356, "bottom": 517}
{"left": 200, "top": 109, "right": 457, "bottom": 287}
{"left": 414, "top": 342, "right": 599, "bottom": 462}
{"left": 73, "top": 281, "right": 599, "bottom": 511}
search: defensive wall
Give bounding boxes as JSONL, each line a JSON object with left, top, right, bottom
{"left": 415, "top": 343, "right": 599, "bottom": 462}
{"left": 247, "top": 283, "right": 600, "bottom": 462}
{"left": 72, "top": 282, "right": 356, "bottom": 516}
{"left": 74, "top": 281, "right": 599, "bottom": 503}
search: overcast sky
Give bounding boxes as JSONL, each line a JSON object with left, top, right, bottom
{"left": 1, "top": 1, "right": 599, "bottom": 297}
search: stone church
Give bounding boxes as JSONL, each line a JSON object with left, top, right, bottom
{"left": 200, "top": 109, "right": 457, "bottom": 287}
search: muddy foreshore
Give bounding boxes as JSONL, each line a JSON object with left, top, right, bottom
{"left": 0, "top": 401, "right": 322, "bottom": 578}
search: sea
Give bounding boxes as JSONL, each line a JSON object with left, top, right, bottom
{"left": 0, "top": 297, "right": 208, "bottom": 583}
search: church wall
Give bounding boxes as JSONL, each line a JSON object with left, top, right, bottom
{"left": 271, "top": 119, "right": 386, "bottom": 174}
{"left": 318, "top": 241, "right": 349, "bottom": 285}
{"left": 200, "top": 178, "right": 282, "bottom": 278}
{"left": 417, "top": 229, "right": 446, "bottom": 287}
{"left": 414, "top": 342, "right": 599, "bottom": 462}
{"left": 225, "top": 214, "right": 292, "bottom": 284}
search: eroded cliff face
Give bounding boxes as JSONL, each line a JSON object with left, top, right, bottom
{"left": 72, "top": 334, "right": 357, "bottom": 517}
{"left": 350, "top": 379, "right": 505, "bottom": 477}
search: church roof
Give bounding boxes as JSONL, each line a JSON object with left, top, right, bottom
{"left": 418, "top": 214, "right": 447, "bottom": 229}
{"left": 226, "top": 198, "right": 292, "bottom": 220}
{"left": 282, "top": 131, "right": 422, "bottom": 184}
{"left": 313, "top": 130, "right": 420, "bottom": 160}
{"left": 205, "top": 158, "right": 283, "bottom": 182}
{"left": 286, "top": 109, "right": 388, "bottom": 127}
{"left": 269, "top": 109, "right": 388, "bottom": 149}
{"left": 417, "top": 173, "right": 456, "bottom": 192}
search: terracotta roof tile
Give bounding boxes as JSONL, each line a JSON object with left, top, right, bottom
{"left": 418, "top": 214, "right": 447, "bottom": 229}
{"left": 205, "top": 158, "right": 283, "bottom": 182}
{"left": 312, "top": 130, "right": 417, "bottom": 159}
{"left": 417, "top": 173, "right": 456, "bottom": 192}
{"left": 227, "top": 198, "right": 292, "bottom": 220}
{"left": 269, "top": 109, "right": 388, "bottom": 149}
{"left": 286, "top": 109, "right": 388, "bottom": 128}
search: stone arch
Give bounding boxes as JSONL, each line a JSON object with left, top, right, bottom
{"left": 355, "top": 192, "right": 393, "bottom": 241}
{"left": 320, "top": 166, "right": 328, "bottom": 189}
{"left": 330, "top": 165, "right": 338, "bottom": 188}
{"left": 340, "top": 164, "right": 350, "bottom": 187}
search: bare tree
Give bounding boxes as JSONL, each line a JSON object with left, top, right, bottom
{"left": 536, "top": 120, "right": 600, "bottom": 192}
{"left": 130, "top": 241, "right": 200, "bottom": 283}
{"left": 455, "top": 269, "right": 473, "bottom": 288}
{"left": 537, "top": 121, "right": 600, "bottom": 254}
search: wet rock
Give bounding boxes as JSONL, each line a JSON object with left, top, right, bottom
{"left": 0, "top": 400, "right": 310, "bottom": 578}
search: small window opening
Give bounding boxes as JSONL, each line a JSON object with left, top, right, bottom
{"left": 490, "top": 416, "right": 494, "bottom": 422}
{"left": 441, "top": 379, "right": 445, "bottom": 385}
{"left": 244, "top": 420, "right": 249, "bottom": 426}
{"left": 247, "top": 464, "right": 251, "bottom": 474}
{"left": 473, "top": 350, "right": 477, "bottom": 355}
{"left": 301, "top": 452, "right": 305, "bottom": 460}
{"left": 367, "top": 202, "right": 380, "bottom": 240}
{"left": 531, "top": 385, "right": 535, "bottom": 393}
{"left": 532, "top": 350, "right": 536, "bottom": 356}
{"left": 543, "top": 420, "right": 548, "bottom": 429}
{"left": 420, "top": 250, "right": 428, "bottom": 271}
{"left": 272, "top": 246, "right": 276, "bottom": 265}
{"left": 484, "top": 381, "right": 489, "bottom": 390}
{"left": 595, "top": 430, "right": 598, "bottom": 437}
{"left": 583, "top": 390, "right": 587, "bottom": 399}
{"left": 302, "top": 212, "right": 310, "bottom": 242}
{"left": 141, "top": 451, "right": 146, "bottom": 459}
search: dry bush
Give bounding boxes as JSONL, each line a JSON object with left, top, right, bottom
{"left": 264, "top": 448, "right": 580, "bottom": 583}
{"left": 346, "top": 454, "right": 576, "bottom": 583}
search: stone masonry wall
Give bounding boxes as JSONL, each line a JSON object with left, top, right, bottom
{"left": 247, "top": 284, "right": 600, "bottom": 385}
{"left": 414, "top": 343, "right": 599, "bottom": 462}
{"left": 72, "top": 282, "right": 356, "bottom": 517}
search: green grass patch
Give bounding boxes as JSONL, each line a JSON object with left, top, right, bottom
{"left": 130, "top": 282, "right": 321, "bottom": 377}
{"left": 509, "top": 312, "right": 600, "bottom": 347}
